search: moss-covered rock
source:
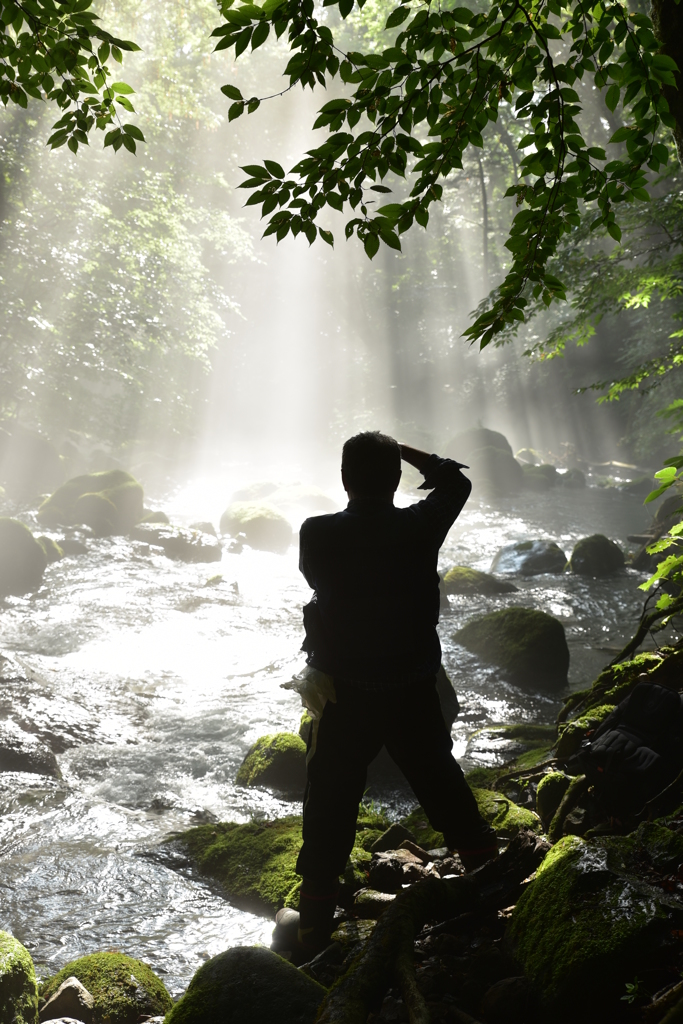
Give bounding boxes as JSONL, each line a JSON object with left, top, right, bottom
{"left": 559, "top": 648, "right": 678, "bottom": 722}
{"left": 235, "top": 733, "right": 307, "bottom": 796}
{"left": 39, "top": 952, "right": 171, "bottom": 1024}
{"left": 535, "top": 772, "right": 571, "bottom": 830}
{"left": 173, "top": 811, "right": 385, "bottom": 916}
{"left": 508, "top": 824, "right": 683, "bottom": 1020}
{"left": 37, "top": 536, "right": 64, "bottom": 563}
{"left": 454, "top": 607, "right": 569, "bottom": 688}
{"left": 166, "top": 946, "right": 324, "bottom": 1024}
{"left": 0, "top": 518, "right": 48, "bottom": 596}
{"left": 569, "top": 534, "right": 625, "bottom": 576}
{"left": 442, "top": 566, "right": 518, "bottom": 595}
{"left": 38, "top": 470, "right": 144, "bottom": 535}
{"left": 446, "top": 428, "right": 512, "bottom": 461}
{"left": 490, "top": 539, "right": 567, "bottom": 576}
{"left": 141, "top": 509, "right": 170, "bottom": 524}
{"left": 219, "top": 502, "right": 292, "bottom": 554}
{"left": 473, "top": 788, "right": 541, "bottom": 834}
{"left": 555, "top": 704, "right": 616, "bottom": 759}
{"left": 560, "top": 467, "right": 586, "bottom": 488}
{"left": 521, "top": 464, "right": 553, "bottom": 491}
{"left": 467, "top": 446, "right": 523, "bottom": 499}
{"left": 0, "top": 931, "right": 38, "bottom": 1024}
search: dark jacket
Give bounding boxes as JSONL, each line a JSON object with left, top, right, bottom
{"left": 299, "top": 455, "right": 471, "bottom": 686}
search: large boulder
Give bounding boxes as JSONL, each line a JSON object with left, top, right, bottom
{"left": 466, "top": 446, "right": 523, "bottom": 499}
{"left": 267, "top": 485, "right": 337, "bottom": 513}
{"left": 0, "top": 720, "right": 60, "bottom": 777}
{"left": 38, "top": 471, "right": 144, "bottom": 535}
{"left": 235, "top": 733, "right": 307, "bottom": 796}
{"left": 0, "top": 518, "right": 48, "bottom": 596}
{"left": 569, "top": 534, "right": 624, "bottom": 576}
{"left": 39, "top": 953, "right": 172, "bottom": 1024}
{"left": 0, "top": 931, "right": 38, "bottom": 1024}
{"left": 454, "top": 607, "right": 569, "bottom": 688}
{"left": 0, "top": 424, "right": 64, "bottom": 498}
{"left": 559, "top": 467, "right": 586, "bottom": 488}
{"left": 165, "top": 946, "right": 325, "bottom": 1024}
{"left": 446, "top": 428, "right": 512, "bottom": 461}
{"left": 521, "top": 464, "right": 558, "bottom": 491}
{"left": 220, "top": 502, "right": 292, "bottom": 553}
{"left": 442, "top": 566, "right": 518, "bottom": 595}
{"left": 130, "top": 523, "right": 222, "bottom": 563}
{"left": 490, "top": 540, "right": 567, "bottom": 576}
{"left": 508, "top": 824, "right": 683, "bottom": 1020}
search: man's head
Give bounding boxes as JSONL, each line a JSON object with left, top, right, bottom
{"left": 341, "top": 431, "right": 401, "bottom": 498}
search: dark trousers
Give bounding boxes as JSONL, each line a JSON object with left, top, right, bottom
{"left": 296, "top": 675, "right": 493, "bottom": 882}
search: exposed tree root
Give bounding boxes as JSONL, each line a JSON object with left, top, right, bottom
{"left": 493, "top": 759, "right": 558, "bottom": 791}
{"left": 315, "top": 829, "right": 549, "bottom": 1024}
{"left": 548, "top": 774, "right": 588, "bottom": 843}
{"left": 395, "top": 950, "right": 431, "bottom": 1024}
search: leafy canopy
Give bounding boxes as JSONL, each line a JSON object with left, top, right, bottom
{"left": 0, "top": 0, "right": 143, "bottom": 153}
{"left": 213, "top": 0, "right": 678, "bottom": 347}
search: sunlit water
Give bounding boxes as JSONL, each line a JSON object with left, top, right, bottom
{"left": 0, "top": 476, "right": 662, "bottom": 993}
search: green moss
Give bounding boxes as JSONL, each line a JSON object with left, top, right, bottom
{"left": 569, "top": 534, "right": 625, "bottom": 576}
{"left": 465, "top": 765, "right": 502, "bottom": 789}
{"left": 0, "top": 931, "right": 38, "bottom": 1024}
{"left": 356, "top": 802, "right": 391, "bottom": 832}
{"left": 556, "top": 704, "right": 615, "bottom": 759}
{"left": 442, "top": 566, "right": 517, "bottom": 595}
{"left": 344, "top": 845, "right": 372, "bottom": 891}
{"left": 36, "top": 536, "right": 63, "bottom": 563}
{"left": 400, "top": 808, "right": 444, "bottom": 850}
{"left": 567, "top": 650, "right": 673, "bottom": 718}
{"left": 472, "top": 788, "right": 541, "bottom": 834}
{"left": 509, "top": 827, "right": 683, "bottom": 1019}
{"left": 356, "top": 828, "right": 385, "bottom": 852}
{"left": 0, "top": 518, "right": 48, "bottom": 596}
{"left": 39, "top": 952, "right": 171, "bottom": 1024}
{"left": 536, "top": 772, "right": 571, "bottom": 830}
{"left": 299, "top": 712, "right": 312, "bottom": 743}
{"left": 165, "top": 946, "right": 325, "bottom": 1024}
{"left": 454, "top": 607, "right": 569, "bottom": 687}
{"left": 513, "top": 744, "right": 554, "bottom": 770}
{"left": 235, "top": 733, "right": 307, "bottom": 793}
{"left": 219, "top": 501, "right": 292, "bottom": 553}
{"left": 141, "top": 509, "right": 170, "bottom": 524}
{"left": 501, "top": 724, "right": 557, "bottom": 743}
{"left": 521, "top": 464, "right": 552, "bottom": 491}
{"left": 38, "top": 470, "right": 143, "bottom": 534}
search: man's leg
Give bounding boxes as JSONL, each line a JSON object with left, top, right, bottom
{"left": 384, "top": 678, "right": 498, "bottom": 870}
{"left": 294, "top": 684, "right": 382, "bottom": 954}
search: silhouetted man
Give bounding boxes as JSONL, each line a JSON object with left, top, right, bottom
{"left": 276, "top": 432, "right": 497, "bottom": 960}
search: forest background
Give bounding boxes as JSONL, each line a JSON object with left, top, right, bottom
{"left": 1, "top": 0, "right": 682, "bottom": 478}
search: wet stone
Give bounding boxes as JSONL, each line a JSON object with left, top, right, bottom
{"left": 40, "top": 976, "right": 94, "bottom": 1023}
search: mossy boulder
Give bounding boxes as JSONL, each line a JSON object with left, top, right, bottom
{"left": 37, "top": 536, "right": 64, "bottom": 563}
{"left": 535, "top": 772, "right": 571, "bottom": 831}
{"left": 560, "top": 467, "right": 586, "bottom": 488}
{"left": 454, "top": 607, "right": 569, "bottom": 689}
{"left": 467, "top": 446, "right": 523, "bottom": 499}
{"left": 0, "top": 931, "right": 38, "bottom": 1024}
{"left": 490, "top": 539, "right": 567, "bottom": 576}
{"left": 165, "top": 946, "right": 325, "bottom": 1024}
{"left": 235, "top": 732, "right": 307, "bottom": 796}
{"left": 141, "top": 509, "right": 170, "bottom": 525}
{"left": 442, "top": 566, "right": 518, "bottom": 595}
{"left": 38, "top": 470, "right": 144, "bottom": 535}
{"left": 446, "top": 428, "right": 512, "bottom": 461}
{"left": 508, "top": 824, "right": 683, "bottom": 1020}
{"left": 560, "top": 648, "right": 680, "bottom": 722}
{"left": 39, "top": 952, "right": 171, "bottom": 1024}
{"left": 401, "top": 789, "right": 539, "bottom": 849}
{"left": 0, "top": 518, "right": 48, "bottom": 596}
{"left": 569, "top": 534, "right": 625, "bottom": 576}
{"left": 219, "top": 502, "right": 292, "bottom": 554}
{"left": 521, "top": 464, "right": 553, "bottom": 491}
{"left": 555, "top": 704, "right": 616, "bottom": 760}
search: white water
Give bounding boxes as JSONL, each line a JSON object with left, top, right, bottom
{"left": 0, "top": 475, "right": 658, "bottom": 993}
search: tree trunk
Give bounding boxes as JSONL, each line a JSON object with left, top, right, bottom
{"left": 650, "top": 0, "right": 683, "bottom": 161}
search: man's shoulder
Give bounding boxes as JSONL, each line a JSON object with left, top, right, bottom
{"left": 300, "top": 510, "right": 345, "bottom": 538}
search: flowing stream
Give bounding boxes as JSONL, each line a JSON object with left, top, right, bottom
{"left": 0, "top": 474, "right": 658, "bottom": 995}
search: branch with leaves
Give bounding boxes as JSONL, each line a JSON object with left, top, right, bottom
{"left": 0, "top": 0, "right": 144, "bottom": 152}
{"left": 213, "top": 0, "right": 680, "bottom": 346}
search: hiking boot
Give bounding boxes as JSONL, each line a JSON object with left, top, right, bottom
{"left": 271, "top": 907, "right": 300, "bottom": 955}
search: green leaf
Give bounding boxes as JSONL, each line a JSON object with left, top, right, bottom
{"left": 221, "top": 84, "right": 243, "bottom": 101}
{"left": 364, "top": 232, "right": 380, "bottom": 258}
{"left": 111, "top": 81, "right": 134, "bottom": 94}
{"left": 605, "top": 84, "right": 620, "bottom": 112}
{"left": 241, "top": 163, "right": 271, "bottom": 178}
{"left": 251, "top": 20, "right": 269, "bottom": 49}
{"left": 229, "top": 101, "right": 245, "bottom": 120}
{"left": 264, "top": 159, "right": 285, "bottom": 178}
{"left": 385, "top": 5, "right": 410, "bottom": 28}
{"left": 122, "top": 123, "right": 145, "bottom": 141}
{"left": 319, "top": 227, "right": 334, "bottom": 246}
